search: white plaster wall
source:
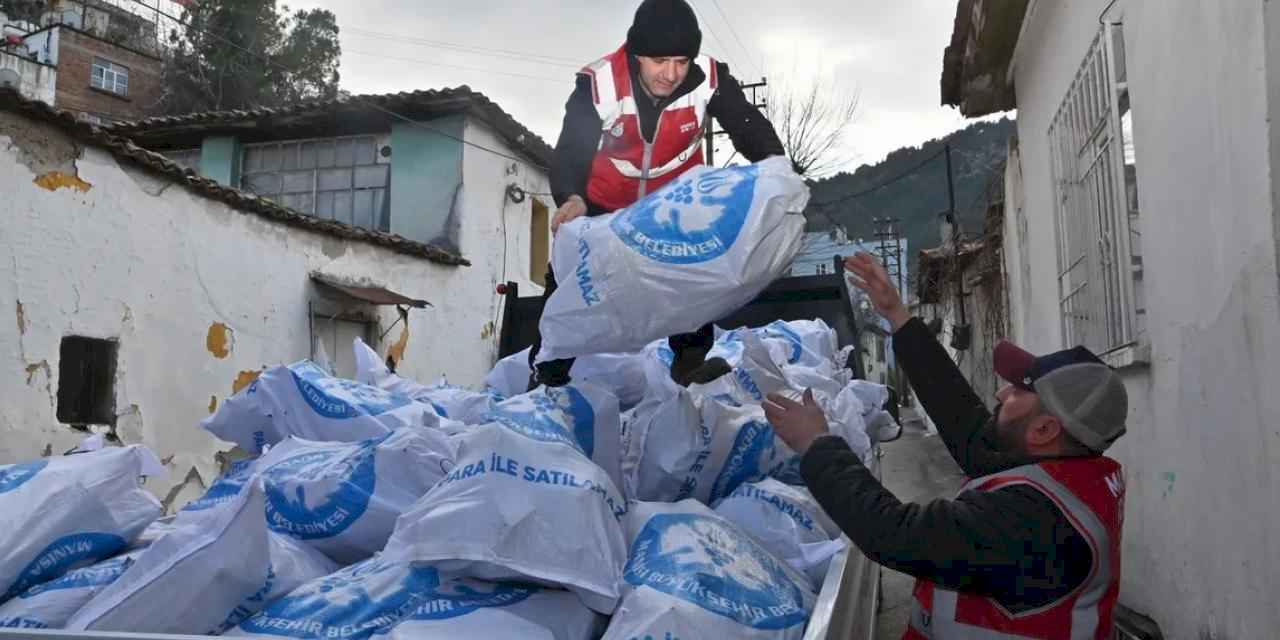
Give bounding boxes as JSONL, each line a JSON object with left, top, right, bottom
{"left": 1010, "top": 1, "right": 1280, "bottom": 636}
{"left": 460, "top": 117, "right": 550, "bottom": 351}
{"left": 0, "top": 51, "right": 56, "bottom": 106}
{"left": 0, "top": 111, "right": 547, "bottom": 509}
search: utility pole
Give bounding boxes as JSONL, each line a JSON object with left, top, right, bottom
{"left": 706, "top": 78, "right": 767, "bottom": 166}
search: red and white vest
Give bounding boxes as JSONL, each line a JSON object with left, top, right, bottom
{"left": 579, "top": 45, "right": 718, "bottom": 212}
{"left": 905, "top": 458, "right": 1125, "bottom": 640}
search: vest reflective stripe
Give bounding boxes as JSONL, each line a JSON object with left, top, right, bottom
{"left": 607, "top": 132, "right": 705, "bottom": 179}
{"left": 906, "top": 460, "right": 1121, "bottom": 640}
{"left": 579, "top": 45, "right": 717, "bottom": 211}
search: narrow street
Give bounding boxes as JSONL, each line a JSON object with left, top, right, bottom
{"left": 874, "top": 407, "right": 966, "bottom": 638}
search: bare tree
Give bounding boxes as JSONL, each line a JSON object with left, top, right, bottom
{"left": 763, "top": 76, "right": 860, "bottom": 178}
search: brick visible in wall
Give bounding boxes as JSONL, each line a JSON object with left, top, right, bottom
{"left": 53, "top": 28, "right": 161, "bottom": 121}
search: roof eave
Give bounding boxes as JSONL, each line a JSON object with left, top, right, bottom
{"left": 939, "top": 0, "right": 1030, "bottom": 118}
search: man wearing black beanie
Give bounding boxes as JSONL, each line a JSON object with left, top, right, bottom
{"left": 527, "top": 0, "right": 788, "bottom": 390}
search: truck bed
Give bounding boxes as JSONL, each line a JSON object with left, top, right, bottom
{"left": 0, "top": 263, "right": 883, "bottom": 640}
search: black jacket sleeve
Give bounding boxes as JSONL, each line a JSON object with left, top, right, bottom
{"left": 550, "top": 74, "right": 603, "bottom": 209}
{"left": 707, "top": 62, "right": 785, "bottom": 163}
{"left": 799, "top": 436, "right": 1093, "bottom": 610}
{"left": 892, "top": 317, "right": 1028, "bottom": 478}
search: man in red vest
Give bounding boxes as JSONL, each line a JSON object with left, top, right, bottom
{"left": 529, "top": 0, "right": 788, "bottom": 389}
{"left": 765, "top": 252, "right": 1128, "bottom": 640}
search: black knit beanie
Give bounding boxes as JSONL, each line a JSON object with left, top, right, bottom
{"left": 626, "top": 0, "right": 702, "bottom": 58}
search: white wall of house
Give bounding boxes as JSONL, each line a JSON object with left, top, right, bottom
{"left": 0, "top": 50, "right": 55, "bottom": 106}
{"left": 0, "top": 109, "right": 547, "bottom": 510}
{"left": 1007, "top": 1, "right": 1280, "bottom": 636}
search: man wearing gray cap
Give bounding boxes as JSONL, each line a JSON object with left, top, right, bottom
{"left": 765, "top": 252, "right": 1128, "bottom": 639}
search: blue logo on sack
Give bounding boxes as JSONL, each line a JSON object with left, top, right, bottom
{"left": 184, "top": 458, "right": 257, "bottom": 512}
{"left": 263, "top": 436, "right": 382, "bottom": 540}
{"left": 3, "top": 532, "right": 126, "bottom": 601}
{"left": 0, "top": 617, "right": 49, "bottom": 629}
{"left": 0, "top": 460, "right": 47, "bottom": 495}
{"left": 482, "top": 387, "right": 596, "bottom": 457}
{"left": 290, "top": 362, "right": 412, "bottom": 419}
{"left": 238, "top": 558, "right": 439, "bottom": 639}
{"left": 403, "top": 581, "right": 536, "bottom": 621}
{"left": 611, "top": 165, "right": 759, "bottom": 264}
{"left": 709, "top": 420, "right": 778, "bottom": 503}
{"left": 761, "top": 321, "right": 807, "bottom": 364}
{"left": 19, "top": 553, "right": 134, "bottom": 598}
{"left": 624, "top": 513, "right": 809, "bottom": 629}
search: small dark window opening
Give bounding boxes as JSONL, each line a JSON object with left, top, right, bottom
{"left": 57, "top": 336, "right": 118, "bottom": 426}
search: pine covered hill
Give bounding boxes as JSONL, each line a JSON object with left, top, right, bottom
{"left": 804, "top": 117, "right": 1015, "bottom": 274}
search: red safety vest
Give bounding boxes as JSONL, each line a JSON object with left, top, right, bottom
{"left": 579, "top": 45, "right": 718, "bottom": 212}
{"left": 905, "top": 457, "right": 1125, "bottom": 640}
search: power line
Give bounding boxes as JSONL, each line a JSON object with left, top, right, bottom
{"left": 129, "top": 0, "right": 552, "bottom": 172}
{"left": 809, "top": 147, "right": 947, "bottom": 208}
{"left": 342, "top": 26, "right": 583, "bottom": 69}
{"left": 686, "top": 0, "right": 739, "bottom": 71}
{"left": 707, "top": 0, "right": 762, "bottom": 78}
{"left": 343, "top": 49, "right": 571, "bottom": 84}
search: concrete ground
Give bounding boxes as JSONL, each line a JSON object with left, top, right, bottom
{"left": 873, "top": 406, "right": 966, "bottom": 639}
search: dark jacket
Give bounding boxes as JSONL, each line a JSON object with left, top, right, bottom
{"left": 799, "top": 317, "right": 1094, "bottom": 613}
{"left": 550, "top": 56, "right": 785, "bottom": 213}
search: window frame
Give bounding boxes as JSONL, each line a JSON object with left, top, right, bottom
{"left": 1046, "top": 23, "right": 1144, "bottom": 356}
{"left": 239, "top": 135, "right": 391, "bottom": 233}
{"left": 90, "top": 57, "right": 129, "bottom": 96}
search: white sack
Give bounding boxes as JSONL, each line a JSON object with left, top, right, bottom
{"left": 69, "top": 482, "right": 337, "bottom": 635}
{"left": 712, "top": 478, "right": 844, "bottom": 588}
{"left": 480, "top": 382, "right": 622, "bottom": 490}
{"left": 201, "top": 360, "right": 438, "bottom": 455}
{"left": 384, "top": 423, "right": 627, "bottom": 614}
{"left": 0, "top": 446, "right": 163, "bottom": 604}
{"left": 256, "top": 428, "right": 456, "bottom": 564}
{"left": 0, "top": 551, "right": 141, "bottom": 629}
{"left": 485, "top": 348, "right": 649, "bottom": 412}
{"left": 536, "top": 157, "right": 808, "bottom": 363}
{"left": 602, "top": 500, "right": 816, "bottom": 640}
{"left": 229, "top": 555, "right": 440, "bottom": 640}
{"left": 354, "top": 338, "right": 500, "bottom": 423}
{"left": 379, "top": 579, "right": 605, "bottom": 640}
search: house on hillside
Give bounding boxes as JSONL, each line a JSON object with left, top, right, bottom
{"left": 0, "top": 0, "right": 162, "bottom": 121}
{"left": 943, "top": 1, "right": 1280, "bottom": 637}
{"left": 0, "top": 85, "right": 551, "bottom": 510}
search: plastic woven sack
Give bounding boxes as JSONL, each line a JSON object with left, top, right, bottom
{"left": 354, "top": 338, "right": 500, "bottom": 423}
{"left": 201, "top": 361, "right": 439, "bottom": 455}
{"left": 0, "top": 446, "right": 163, "bottom": 605}
{"left": 0, "top": 550, "right": 142, "bottom": 629}
{"left": 228, "top": 555, "right": 441, "bottom": 640}
{"left": 479, "top": 382, "right": 622, "bottom": 490}
{"left": 255, "top": 428, "right": 456, "bottom": 564}
{"left": 712, "top": 478, "right": 844, "bottom": 588}
{"left": 536, "top": 157, "right": 808, "bottom": 363}
{"left": 602, "top": 500, "right": 816, "bottom": 640}
{"left": 379, "top": 579, "right": 605, "bottom": 640}
{"left": 485, "top": 348, "right": 649, "bottom": 412}
{"left": 385, "top": 423, "right": 627, "bottom": 614}
{"left": 68, "top": 481, "right": 337, "bottom": 635}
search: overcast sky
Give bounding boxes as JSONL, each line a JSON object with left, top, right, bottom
{"left": 283, "top": 0, "right": 974, "bottom": 175}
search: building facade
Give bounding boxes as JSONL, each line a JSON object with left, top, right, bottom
{"left": 944, "top": 1, "right": 1280, "bottom": 636}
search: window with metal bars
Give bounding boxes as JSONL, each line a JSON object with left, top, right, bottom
{"left": 1047, "top": 24, "right": 1145, "bottom": 355}
{"left": 240, "top": 136, "right": 391, "bottom": 233}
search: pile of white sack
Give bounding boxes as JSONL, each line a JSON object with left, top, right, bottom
{"left": 0, "top": 163, "right": 898, "bottom": 639}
